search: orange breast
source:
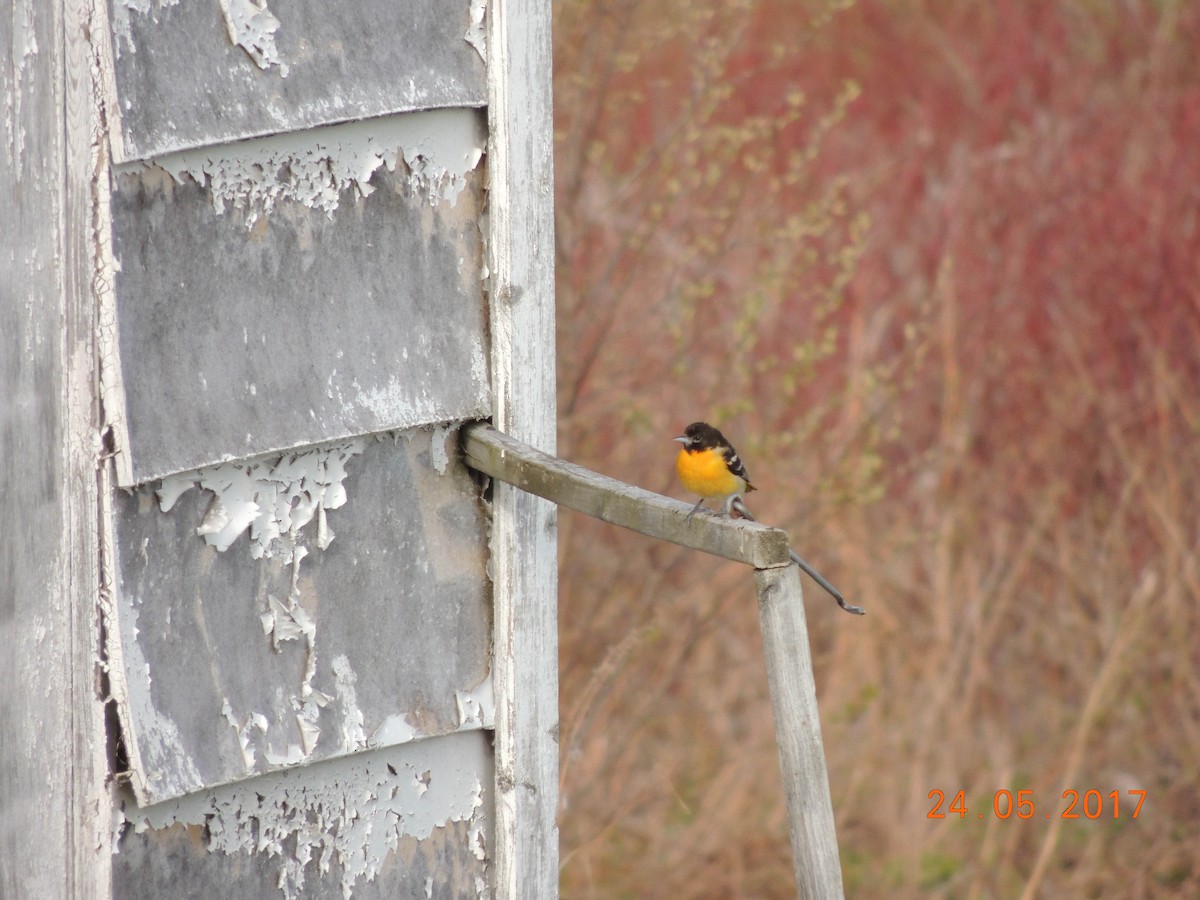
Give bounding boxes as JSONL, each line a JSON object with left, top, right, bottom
{"left": 676, "top": 448, "right": 743, "bottom": 500}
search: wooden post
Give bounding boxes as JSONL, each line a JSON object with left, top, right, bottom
{"left": 0, "top": 0, "right": 110, "bottom": 895}
{"left": 462, "top": 425, "right": 847, "bottom": 898}
{"left": 754, "top": 565, "right": 846, "bottom": 899}
{"left": 486, "top": 0, "right": 560, "bottom": 894}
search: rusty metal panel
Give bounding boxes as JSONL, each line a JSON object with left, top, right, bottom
{"left": 106, "top": 425, "right": 493, "bottom": 806}
{"left": 105, "top": 109, "right": 489, "bottom": 486}
{"left": 112, "top": 730, "right": 493, "bottom": 899}
{"left": 104, "top": 0, "right": 487, "bottom": 162}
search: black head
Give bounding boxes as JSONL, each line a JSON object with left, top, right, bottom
{"left": 674, "top": 421, "right": 726, "bottom": 450}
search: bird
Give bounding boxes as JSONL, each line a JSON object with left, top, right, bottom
{"left": 673, "top": 421, "right": 866, "bottom": 614}
{"left": 673, "top": 421, "right": 756, "bottom": 518}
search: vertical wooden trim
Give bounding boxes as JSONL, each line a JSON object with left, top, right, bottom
{"left": 0, "top": 0, "right": 111, "bottom": 895}
{"left": 486, "top": 0, "right": 559, "bottom": 896}
{"left": 64, "top": 0, "right": 113, "bottom": 894}
{"left": 753, "top": 566, "right": 845, "bottom": 899}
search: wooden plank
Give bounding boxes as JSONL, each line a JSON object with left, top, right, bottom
{"left": 462, "top": 423, "right": 793, "bottom": 569}
{"left": 107, "top": 428, "right": 492, "bottom": 806}
{"left": 65, "top": 0, "right": 114, "bottom": 891}
{"left": 753, "top": 566, "right": 846, "bottom": 899}
{"left": 0, "top": 0, "right": 109, "bottom": 895}
{"left": 106, "top": 112, "right": 489, "bottom": 485}
{"left": 112, "top": 731, "right": 494, "bottom": 899}
{"left": 102, "top": 0, "right": 487, "bottom": 162}
{"left": 485, "top": 0, "right": 560, "bottom": 892}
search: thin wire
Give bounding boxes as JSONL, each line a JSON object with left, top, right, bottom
{"left": 731, "top": 497, "right": 866, "bottom": 616}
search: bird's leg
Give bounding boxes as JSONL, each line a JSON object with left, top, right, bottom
{"left": 686, "top": 498, "right": 706, "bottom": 520}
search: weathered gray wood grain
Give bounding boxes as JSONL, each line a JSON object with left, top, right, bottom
{"left": 108, "top": 427, "right": 492, "bottom": 806}
{"left": 113, "top": 730, "right": 494, "bottom": 899}
{"left": 0, "top": 0, "right": 110, "bottom": 895}
{"left": 755, "top": 565, "right": 846, "bottom": 899}
{"left": 103, "top": 0, "right": 487, "bottom": 161}
{"left": 485, "top": 0, "right": 561, "bottom": 892}
{"left": 107, "top": 121, "right": 489, "bottom": 485}
{"left": 0, "top": 0, "right": 111, "bottom": 897}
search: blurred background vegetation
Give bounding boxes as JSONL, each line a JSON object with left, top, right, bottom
{"left": 550, "top": 0, "right": 1200, "bottom": 896}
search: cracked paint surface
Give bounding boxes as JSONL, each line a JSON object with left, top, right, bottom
{"left": 133, "top": 109, "right": 486, "bottom": 227}
{"left": 156, "top": 439, "right": 365, "bottom": 559}
{"left": 108, "top": 428, "right": 492, "bottom": 806}
{"left": 456, "top": 670, "right": 495, "bottom": 732}
{"left": 111, "top": 0, "right": 312, "bottom": 80}
{"left": 113, "top": 731, "right": 493, "bottom": 899}
{"left": 105, "top": 109, "right": 489, "bottom": 484}
{"left": 146, "top": 441, "right": 365, "bottom": 775}
{"left": 109, "top": 0, "right": 183, "bottom": 58}
{"left": 465, "top": 0, "right": 487, "bottom": 62}
{"left": 217, "top": 0, "right": 287, "bottom": 74}
{"left": 5, "top": 0, "right": 40, "bottom": 171}
{"left": 103, "top": 0, "right": 486, "bottom": 162}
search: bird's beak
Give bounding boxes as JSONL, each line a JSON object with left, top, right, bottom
{"left": 673, "top": 436, "right": 688, "bottom": 444}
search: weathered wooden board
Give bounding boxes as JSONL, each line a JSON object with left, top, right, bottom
{"left": 106, "top": 109, "right": 489, "bottom": 486}
{"left": 754, "top": 565, "right": 846, "bottom": 899}
{"left": 107, "top": 425, "right": 493, "bottom": 806}
{"left": 104, "top": 0, "right": 487, "bottom": 162}
{"left": 486, "top": 0, "right": 561, "bottom": 893}
{"left": 1, "top": 0, "right": 110, "bottom": 895}
{"left": 112, "top": 730, "right": 494, "bottom": 900}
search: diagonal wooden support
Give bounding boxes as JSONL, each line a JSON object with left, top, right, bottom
{"left": 461, "top": 422, "right": 846, "bottom": 899}
{"left": 463, "top": 422, "right": 792, "bottom": 567}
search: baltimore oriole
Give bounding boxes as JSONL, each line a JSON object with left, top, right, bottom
{"left": 673, "top": 420, "right": 866, "bottom": 615}
{"left": 673, "top": 421, "right": 757, "bottom": 517}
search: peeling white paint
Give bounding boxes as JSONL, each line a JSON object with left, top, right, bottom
{"left": 114, "top": 609, "right": 206, "bottom": 801}
{"left": 217, "top": 0, "right": 288, "bottom": 76}
{"left": 330, "top": 655, "right": 368, "bottom": 754}
{"left": 157, "top": 438, "right": 365, "bottom": 561}
{"left": 110, "top": 0, "right": 188, "bottom": 59}
{"left": 119, "top": 425, "right": 488, "bottom": 812}
{"left": 260, "top": 592, "right": 314, "bottom": 650}
{"left": 5, "top": 0, "right": 39, "bottom": 170}
{"left": 94, "top": 127, "right": 131, "bottom": 485}
{"left": 369, "top": 714, "right": 421, "bottom": 748}
{"left": 119, "top": 109, "right": 486, "bottom": 227}
{"left": 430, "top": 422, "right": 456, "bottom": 475}
{"left": 112, "top": 0, "right": 285, "bottom": 87}
{"left": 465, "top": 0, "right": 487, "bottom": 62}
{"left": 114, "top": 732, "right": 492, "bottom": 899}
{"left": 260, "top": 566, "right": 328, "bottom": 768}
{"left": 222, "top": 699, "right": 269, "bottom": 769}
{"left": 148, "top": 442, "right": 370, "bottom": 780}
{"left": 455, "top": 670, "right": 495, "bottom": 731}
{"left": 353, "top": 379, "right": 457, "bottom": 429}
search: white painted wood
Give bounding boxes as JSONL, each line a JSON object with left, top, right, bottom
{"left": 486, "top": 0, "right": 560, "bottom": 893}
{"left": 0, "top": 0, "right": 110, "bottom": 895}
{"left": 754, "top": 566, "right": 846, "bottom": 899}
{"left": 64, "top": 0, "right": 115, "bottom": 889}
